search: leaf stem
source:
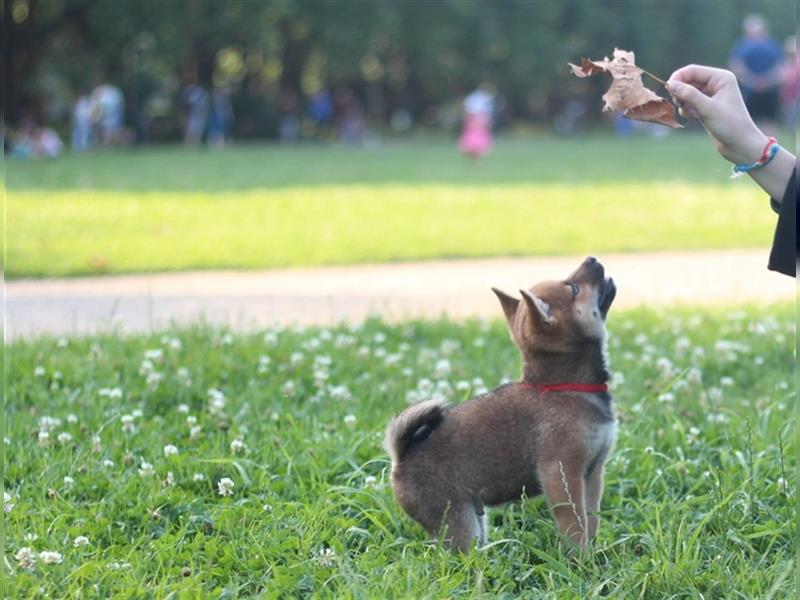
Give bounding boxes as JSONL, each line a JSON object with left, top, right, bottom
{"left": 639, "top": 66, "right": 667, "bottom": 86}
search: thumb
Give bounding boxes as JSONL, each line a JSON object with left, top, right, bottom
{"left": 666, "top": 80, "right": 713, "bottom": 117}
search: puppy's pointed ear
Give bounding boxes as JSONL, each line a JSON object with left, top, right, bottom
{"left": 491, "top": 287, "right": 519, "bottom": 328}
{"left": 520, "top": 289, "right": 555, "bottom": 327}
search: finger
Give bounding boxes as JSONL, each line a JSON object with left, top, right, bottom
{"left": 668, "top": 65, "right": 735, "bottom": 94}
{"left": 665, "top": 80, "right": 714, "bottom": 117}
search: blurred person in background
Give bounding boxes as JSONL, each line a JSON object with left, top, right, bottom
{"left": 91, "top": 79, "right": 125, "bottom": 145}
{"left": 208, "top": 85, "right": 234, "bottom": 148}
{"left": 183, "top": 80, "right": 210, "bottom": 146}
{"left": 71, "top": 88, "right": 93, "bottom": 151}
{"left": 459, "top": 83, "right": 494, "bottom": 158}
{"left": 309, "top": 88, "right": 334, "bottom": 139}
{"left": 728, "top": 14, "right": 782, "bottom": 125}
{"left": 779, "top": 35, "right": 798, "bottom": 130}
{"left": 336, "top": 87, "right": 365, "bottom": 145}
{"left": 11, "top": 117, "right": 63, "bottom": 159}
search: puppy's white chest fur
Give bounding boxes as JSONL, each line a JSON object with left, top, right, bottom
{"left": 585, "top": 419, "right": 617, "bottom": 463}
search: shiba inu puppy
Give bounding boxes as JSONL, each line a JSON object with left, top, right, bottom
{"left": 385, "top": 257, "right": 617, "bottom": 551}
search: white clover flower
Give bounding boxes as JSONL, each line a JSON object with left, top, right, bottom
{"left": 687, "top": 426, "right": 701, "bottom": 445}
{"left": 186, "top": 415, "right": 198, "bottom": 425}
{"left": 317, "top": 547, "right": 337, "bottom": 567}
{"left": 178, "top": 404, "right": 190, "bottom": 414}
{"left": 657, "top": 392, "right": 675, "bottom": 403}
{"left": 163, "top": 444, "right": 179, "bottom": 457}
{"left": 720, "top": 376, "right": 734, "bottom": 387}
{"left": 132, "top": 409, "right": 143, "bottom": 418}
{"left": 281, "top": 380, "right": 296, "bottom": 396}
{"left": 473, "top": 337, "right": 486, "bottom": 348}
{"left": 675, "top": 337, "right": 691, "bottom": 354}
{"left": 357, "top": 346, "right": 370, "bottom": 358}
{"left": 57, "top": 336, "right": 69, "bottom": 347}
{"left": 39, "top": 416, "right": 62, "bottom": 431}
{"left": 139, "top": 359, "right": 155, "bottom": 374}
{"left": 329, "top": 385, "right": 352, "bottom": 401}
{"left": 686, "top": 368, "right": 703, "bottom": 384}
{"left": 707, "top": 387, "right": 723, "bottom": 401}
{"left": 108, "top": 561, "right": 132, "bottom": 570}
{"left": 655, "top": 357, "right": 673, "bottom": 377}
{"left": 334, "top": 334, "right": 355, "bottom": 348}
{"left": 15, "top": 547, "right": 36, "bottom": 569}
{"left": 221, "top": 333, "right": 234, "bottom": 346}
{"left": 257, "top": 355, "right": 272, "bottom": 373}
{"left": 343, "top": 414, "right": 357, "bottom": 428}
{"left": 99, "top": 387, "right": 123, "bottom": 399}
{"left": 208, "top": 388, "right": 226, "bottom": 414}
{"left": 440, "top": 339, "right": 460, "bottom": 355}
{"left": 138, "top": 461, "right": 155, "bottom": 477}
{"left": 634, "top": 333, "right": 648, "bottom": 346}
{"left": 364, "top": 475, "right": 377, "bottom": 489}
{"left": 313, "top": 368, "right": 329, "bottom": 385}
{"left": 63, "top": 476, "right": 75, "bottom": 489}
{"left": 264, "top": 331, "right": 279, "bottom": 346}
{"left": 146, "top": 371, "right": 163, "bottom": 387}
{"left": 164, "top": 471, "right": 176, "bottom": 486}
{"left": 144, "top": 348, "right": 164, "bottom": 361}
{"left": 707, "top": 413, "right": 728, "bottom": 424}
{"left": 455, "top": 380, "right": 470, "bottom": 392}
{"left": 754, "top": 356, "right": 765, "bottom": 366}
{"left": 230, "top": 439, "right": 246, "bottom": 454}
{"left": 190, "top": 425, "right": 202, "bottom": 439}
{"left": 73, "top": 535, "right": 90, "bottom": 548}
{"left": 66, "top": 414, "right": 78, "bottom": 425}
{"left": 39, "top": 551, "right": 63, "bottom": 565}
{"left": 193, "top": 473, "right": 205, "bottom": 482}
{"left": 290, "top": 351, "right": 304, "bottom": 364}
{"left": 169, "top": 337, "right": 182, "bottom": 350}
{"left": 177, "top": 367, "right": 191, "bottom": 384}
{"left": 217, "top": 477, "right": 235, "bottom": 496}
{"left": 433, "top": 359, "right": 451, "bottom": 378}
{"left": 34, "top": 365, "right": 46, "bottom": 377}
{"left": 384, "top": 353, "right": 403, "bottom": 367}
{"left": 374, "top": 347, "right": 387, "bottom": 359}
{"left": 4, "top": 491, "right": 14, "bottom": 513}
{"left": 38, "top": 430, "right": 51, "bottom": 445}
{"left": 373, "top": 332, "right": 387, "bottom": 344}
{"left": 103, "top": 459, "right": 115, "bottom": 468}
{"left": 121, "top": 414, "right": 136, "bottom": 433}
{"left": 644, "top": 446, "right": 654, "bottom": 454}
{"left": 57, "top": 432, "right": 73, "bottom": 444}
{"left": 303, "top": 337, "right": 322, "bottom": 352}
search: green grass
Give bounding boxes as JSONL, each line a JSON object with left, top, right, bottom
{"left": 5, "top": 135, "right": 783, "bottom": 278}
{"left": 5, "top": 305, "right": 795, "bottom": 598}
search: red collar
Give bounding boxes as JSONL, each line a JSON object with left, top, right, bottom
{"left": 520, "top": 381, "right": 608, "bottom": 394}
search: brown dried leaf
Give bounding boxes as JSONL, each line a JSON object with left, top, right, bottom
{"left": 568, "top": 48, "right": 682, "bottom": 129}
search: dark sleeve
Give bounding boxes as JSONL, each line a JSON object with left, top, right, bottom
{"left": 767, "top": 167, "right": 797, "bottom": 277}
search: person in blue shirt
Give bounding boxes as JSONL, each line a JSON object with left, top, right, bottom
{"left": 728, "top": 14, "right": 782, "bottom": 123}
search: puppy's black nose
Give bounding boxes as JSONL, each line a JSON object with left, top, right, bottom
{"left": 585, "top": 256, "right": 597, "bottom": 264}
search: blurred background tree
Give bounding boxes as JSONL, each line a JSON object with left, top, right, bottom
{"left": 4, "top": 0, "right": 794, "bottom": 140}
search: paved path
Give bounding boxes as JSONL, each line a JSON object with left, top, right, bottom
{"left": 6, "top": 249, "right": 794, "bottom": 338}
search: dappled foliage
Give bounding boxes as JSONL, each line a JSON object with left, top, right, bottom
{"left": 5, "top": 0, "right": 795, "bottom": 137}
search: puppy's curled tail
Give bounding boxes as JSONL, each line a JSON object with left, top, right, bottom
{"left": 384, "top": 399, "right": 447, "bottom": 463}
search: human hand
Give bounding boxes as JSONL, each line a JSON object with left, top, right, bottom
{"left": 666, "top": 65, "right": 767, "bottom": 164}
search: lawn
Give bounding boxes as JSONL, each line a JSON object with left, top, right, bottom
{"left": 5, "top": 305, "right": 795, "bottom": 598}
{"left": 5, "top": 134, "right": 783, "bottom": 278}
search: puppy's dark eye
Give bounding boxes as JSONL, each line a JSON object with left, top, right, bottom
{"left": 568, "top": 283, "right": 579, "bottom": 297}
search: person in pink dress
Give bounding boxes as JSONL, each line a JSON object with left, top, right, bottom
{"left": 459, "top": 85, "right": 494, "bottom": 157}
